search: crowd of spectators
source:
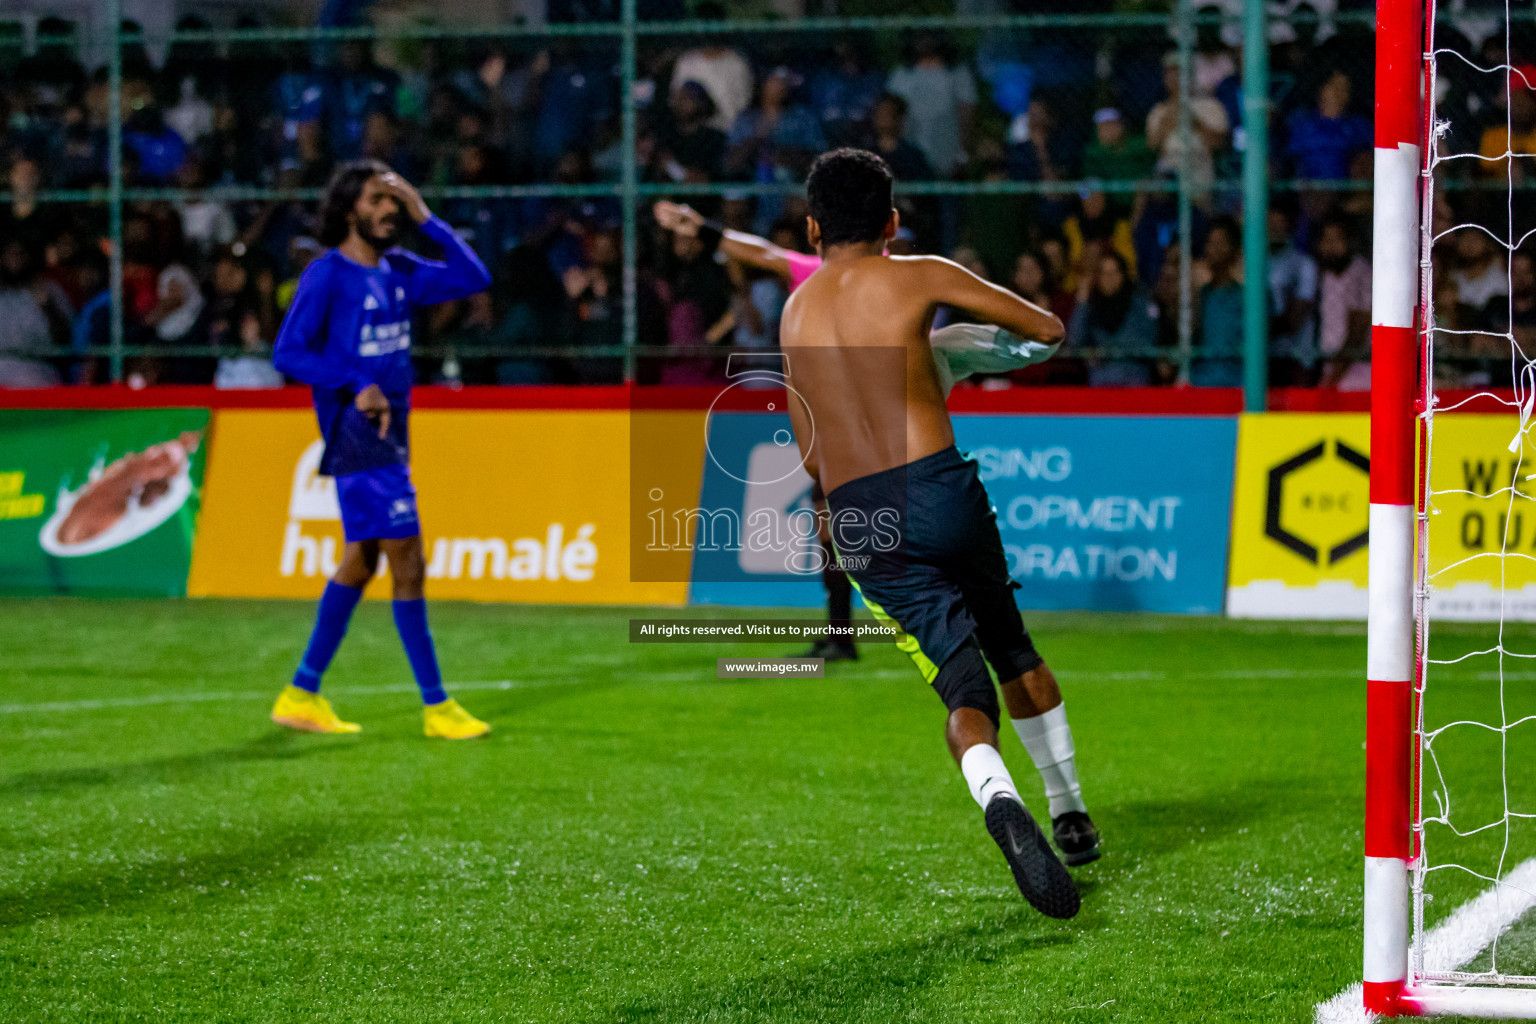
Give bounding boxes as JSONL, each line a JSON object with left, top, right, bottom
{"left": 0, "top": 5, "right": 1531, "bottom": 388}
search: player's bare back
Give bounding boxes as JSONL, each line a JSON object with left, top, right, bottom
{"left": 780, "top": 255, "right": 962, "bottom": 494}
{"left": 782, "top": 253, "right": 1063, "bottom": 494}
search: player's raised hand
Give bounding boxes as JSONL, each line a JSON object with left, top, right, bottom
{"left": 379, "top": 172, "right": 431, "bottom": 225}
{"left": 653, "top": 201, "right": 702, "bottom": 238}
{"left": 355, "top": 383, "right": 392, "bottom": 439}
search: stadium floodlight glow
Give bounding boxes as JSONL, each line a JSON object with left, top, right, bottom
{"left": 1364, "top": 0, "right": 1536, "bottom": 1016}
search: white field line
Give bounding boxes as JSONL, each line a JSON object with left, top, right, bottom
{"left": 1315, "top": 858, "right": 1536, "bottom": 1023}
{"left": 0, "top": 678, "right": 564, "bottom": 715}
{"left": 5, "top": 665, "right": 1534, "bottom": 718}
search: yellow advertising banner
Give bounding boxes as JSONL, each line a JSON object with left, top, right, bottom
{"left": 1227, "top": 413, "right": 1371, "bottom": 618}
{"left": 188, "top": 409, "right": 701, "bottom": 605}
{"left": 1424, "top": 414, "right": 1536, "bottom": 621}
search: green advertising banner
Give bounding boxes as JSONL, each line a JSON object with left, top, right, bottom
{"left": 0, "top": 409, "right": 210, "bottom": 596}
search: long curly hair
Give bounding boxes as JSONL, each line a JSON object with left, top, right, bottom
{"left": 318, "top": 159, "right": 392, "bottom": 248}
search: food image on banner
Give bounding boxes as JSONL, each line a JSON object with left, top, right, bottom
{"left": 189, "top": 409, "right": 694, "bottom": 605}
{"left": 1425, "top": 413, "right": 1536, "bottom": 621}
{"left": 0, "top": 409, "right": 209, "bottom": 596}
{"left": 1226, "top": 413, "right": 1371, "bottom": 618}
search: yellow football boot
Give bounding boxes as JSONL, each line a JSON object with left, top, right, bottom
{"left": 271, "top": 685, "right": 361, "bottom": 734}
{"left": 423, "top": 698, "right": 491, "bottom": 739}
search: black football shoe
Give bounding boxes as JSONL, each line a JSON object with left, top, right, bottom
{"left": 985, "top": 796, "right": 1080, "bottom": 919}
{"left": 805, "top": 640, "right": 859, "bottom": 662}
{"left": 1051, "top": 811, "right": 1102, "bottom": 867}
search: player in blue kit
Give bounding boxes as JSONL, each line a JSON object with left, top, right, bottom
{"left": 269, "top": 160, "right": 494, "bottom": 739}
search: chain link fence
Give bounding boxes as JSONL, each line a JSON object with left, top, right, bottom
{"left": 0, "top": 3, "right": 1509, "bottom": 391}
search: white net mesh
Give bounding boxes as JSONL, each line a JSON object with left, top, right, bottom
{"left": 1414, "top": 5, "right": 1536, "bottom": 993}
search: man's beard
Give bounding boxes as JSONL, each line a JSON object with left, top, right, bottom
{"left": 357, "top": 217, "right": 400, "bottom": 252}
{"left": 1319, "top": 253, "right": 1350, "bottom": 274}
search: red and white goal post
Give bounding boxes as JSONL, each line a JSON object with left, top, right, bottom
{"left": 1365, "top": 0, "right": 1536, "bottom": 1014}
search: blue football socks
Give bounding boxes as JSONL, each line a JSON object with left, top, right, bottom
{"left": 392, "top": 599, "right": 448, "bottom": 705}
{"left": 292, "top": 580, "right": 365, "bottom": 693}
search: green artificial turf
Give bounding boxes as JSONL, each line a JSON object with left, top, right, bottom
{"left": 1, "top": 598, "right": 1532, "bottom": 1023}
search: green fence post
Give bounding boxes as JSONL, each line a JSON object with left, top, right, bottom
{"left": 107, "top": 0, "right": 124, "bottom": 383}
{"left": 1242, "top": 0, "right": 1270, "bottom": 411}
{"left": 1176, "top": 0, "right": 1194, "bottom": 385}
{"left": 621, "top": 0, "right": 638, "bottom": 384}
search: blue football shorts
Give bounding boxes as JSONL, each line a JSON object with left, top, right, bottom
{"left": 334, "top": 464, "right": 421, "bottom": 542}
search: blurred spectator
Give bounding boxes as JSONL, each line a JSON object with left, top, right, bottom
{"left": 1193, "top": 216, "right": 1243, "bottom": 387}
{"left": 1133, "top": 188, "right": 1208, "bottom": 289}
{"left": 360, "top": 111, "right": 419, "bottom": 180}
{"left": 123, "top": 104, "right": 189, "bottom": 184}
{"left": 1062, "top": 188, "right": 1136, "bottom": 286}
{"left": 563, "top": 226, "right": 626, "bottom": 384}
{"left": 138, "top": 248, "right": 207, "bottom": 385}
{"left": 866, "top": 93, "right": 932, "bottom": 182}
{"left": 531, "top": 48, "right": 613, "bottom": 175}
{"left": 731, "top": 255, "right": 788, "bottom": 352}
{"left": 1146, "top": 53, "right": 1229, "bottom": 201}
{"left": 1193, "top": 13, "right": 1237, "bottom": 96}
{"left": 1486, "top": 248, "right": 1536, "bottom": 354}
{"left": 812, "top": 43, "right": 886, "bottom": 147}
{"left": 0, "top": 157, "right": 63, "bottom": 255}
{"left": 670, "top": 7, "right": 753, "bottom": 133}
{"left": 1080, "top": 108, "right": 1155, "bottom": 199}
{"left": 492, "top": 247, "right": 564, "bottom": 385}
{"left": 276, "top": 237, "right": 324, "bottom": 313}
{"left": 165, "top": 76, "right": 213, "bottom": 147}
{"left": 176, "top": 158, "right": 237, "bottom": 264}
{"left": 1006, "top": 249, "right": 1084, "bottom": 385}
{"left": 1266, "top": 205, "right": 1319, "bottom": 386}
{"left": 323, "top": 41, "right": 398, "bottom": 163}
{"left": 1286, "top": 69, "right": 1371, "bottom": 181}
{"left": 0, "top": 238, "right": 71, "bottom": 388}
{"left": 1037, "top": 235, "right": 1077, "bottom": 318}
{"left": 1070, "top": 250, "right": 1159, "bottom": 386}
{"left": 1478, "top": 66, "right": 1536, "bottom": 183}
{"left": 471, "top": 48, "right": 547, "bottom": 179}
{"left": 1007, "top": 97, "right": 1076, "bottom": 215}
{"left": 725, "top": 67, "right": 826, "bottom": 183}
{"left": 657, "top": 229, "right": 733, "bottom": 384}
{"left": 70, "top": 253, "right": 111, "bottom": 385}
{"left": 887, "top": 35, "right": 977, "bottom": 178}
{"left": 1316, "top": 216, "right": 1373, "bottom": 390}
{"left": 655, "top": 82, "right": 727, "bottom": 183}
{"left": 1010, "top": 250, "right": 1074, "bottom": 326}
{"left": 960, "top": 137, "right": 1025, "bottom": 279}
{"left": 1451, "top": 228, "right": 1510, "bottom": 320}
{"left": 212, "top": 251, "right": 283, "bottom": 389}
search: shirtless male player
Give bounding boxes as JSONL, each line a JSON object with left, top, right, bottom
{"left": 779, "top": 149, "right": 1093, "bottom": 919}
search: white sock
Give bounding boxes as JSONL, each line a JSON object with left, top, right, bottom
{"left": 1013, "top": 703, "right": 1087, "bottom": 818}
{"left": 959, "top": 744, "right": 1023, "bottom": 810}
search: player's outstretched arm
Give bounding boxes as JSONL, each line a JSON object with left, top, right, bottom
{"left": 380, "top": 172, "right": 493, "bottom": 306}
{"left": 918, "top": 256, "right": 1066, "bottom": 345}
{"left": 654, "top": 201, "right": 794, "bottom": 281}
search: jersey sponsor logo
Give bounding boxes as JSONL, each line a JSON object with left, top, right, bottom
{"left": 357, "top": 320, "right": 411, "bottom": 357}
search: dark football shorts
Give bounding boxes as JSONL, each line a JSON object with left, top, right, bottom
{"left": 334, "top": 464, "right": 421, "bottom": 542}
{"left": 825, "top": 445, "right": 1041, "bottom": 685}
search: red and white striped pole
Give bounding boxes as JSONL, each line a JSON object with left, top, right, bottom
{"left": 1365, "top": 0, "right": 1424, "bottom": 1013}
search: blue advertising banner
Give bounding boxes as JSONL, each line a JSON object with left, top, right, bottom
{"left": 688, "top": 412, "right": 823, "bottom": 608}
{"left": 951, "top": 416, "right": 1236, "bottom": 614}
{"left": 690, "top": 413, "right": 1236, "bottom": 614}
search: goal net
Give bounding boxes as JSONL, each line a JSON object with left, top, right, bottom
{"left": 1366, "top": 0, "right": 1536, "bottom": 1016}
